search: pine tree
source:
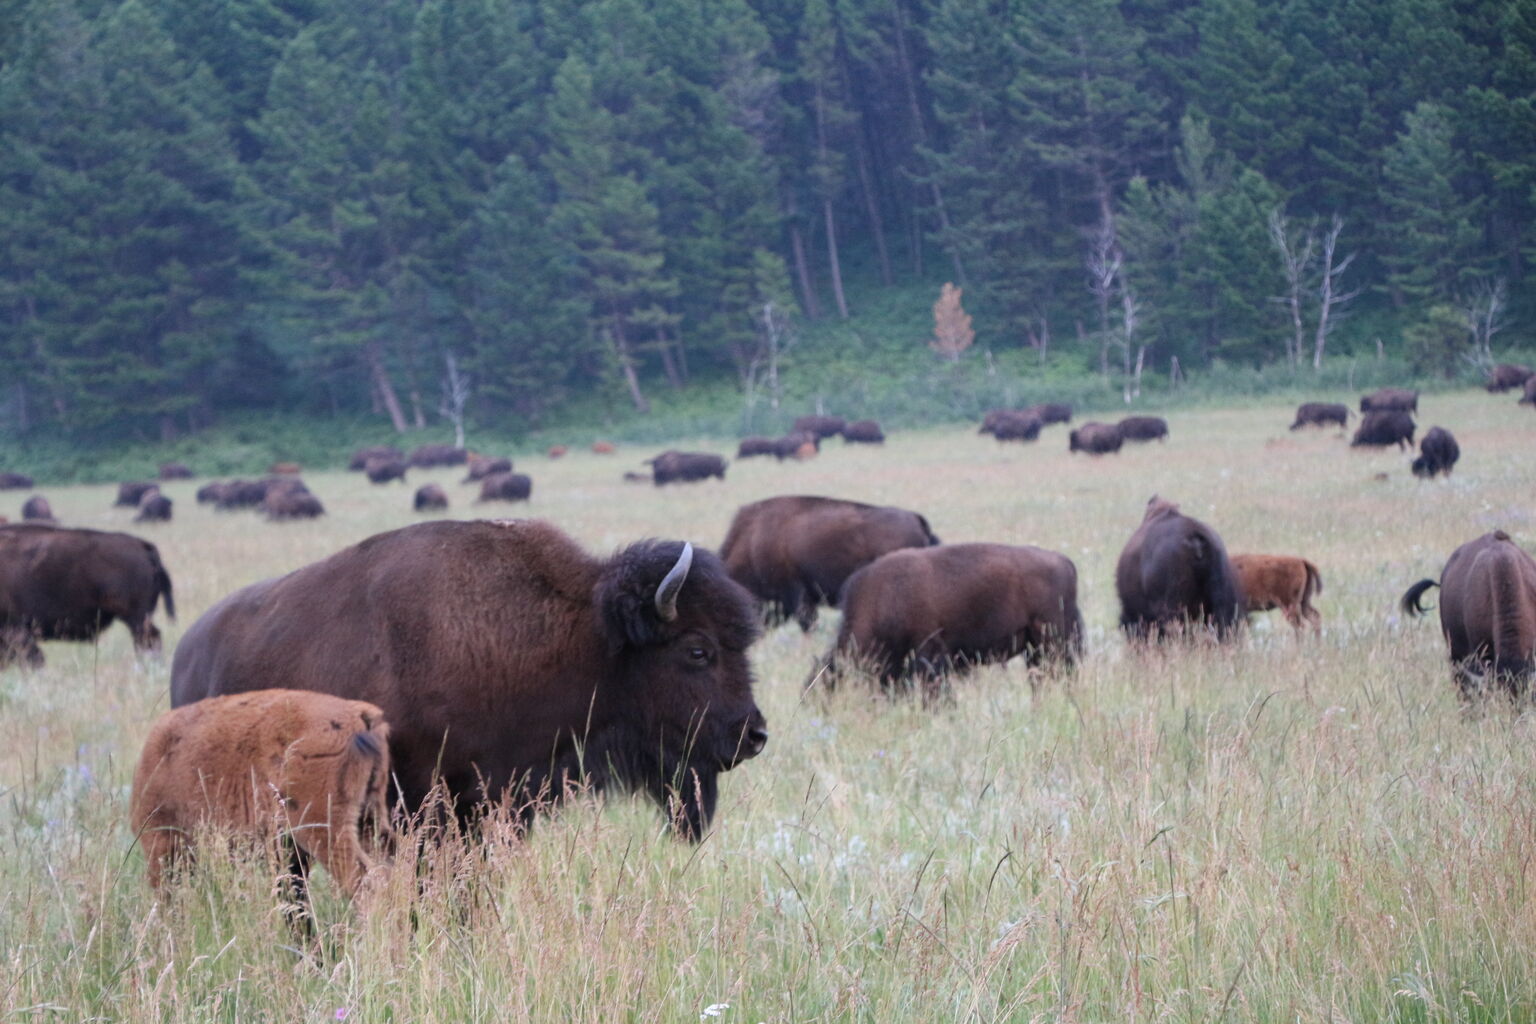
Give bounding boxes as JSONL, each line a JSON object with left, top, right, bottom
{"left": 1379, "top": 101, "right": 1483, "bottom": 309}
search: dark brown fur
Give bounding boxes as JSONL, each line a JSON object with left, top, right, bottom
{"left": 1360, "top": 388, "right": 1418, "bottom": 413}
{"left": 648, "top": 451, "right": 727, "bottom": 485}
{"left": 1069, "top": 422, "right": 1123, "bottom": 454}
{"left": 263, "top": 488, "right": 324, "bottom": 520}
{"left": 413, "top": 483, "right": 448, "bottom": 511}
{"left": 158, "top": 462, "right": 194, "bottom": 480}
{"left": 1521, "top": 378, "right": 1536, "bottom": 406}
{"left": 841, "top": 420, "right": 885, "bottom": 444}
{"left": 478, "top": 472, "right": 532, "bottom": 502}
{"left": 365, "top": 457, "right": 408, "bottom": 484}
{"left": 1351, "top": 410, "right": 1415, "bottom": 449}
{"left": 1486, "top": 364, "right": 1533, "bottom": 392}
{"left": 1290, "top": 402, "right": 1349, "bottom": 429}
{"left": 791, "top": 415, "right": 847, "bottom": 439}
{"left": 408, "top": 444, "right": 468, "bottom": 468}
{"left": 1116, "top": 497, "right": 1243, "bottom": 641}
{"left": 463, "top": 455, "right": 513, "bottom": 482}
{"left": 1117, "top": 416, "right": 1169, "bottom": 442}
{"left": 115, "top": 481, "right": 159, "bottom": 507}
{"left": 1411, "top": 426, "right": 1460, "bottom": 478}
{"left": 0, "top": 473, "right": 33, "bottom": 490}
{"left": 135, "top": 490, "right": 173, "bottom": 523}
{"left": 21, "top": 496, "right": 54, "bottom": 522}
{"left": 349, "top": 446, "right": 404, "bottom": 471}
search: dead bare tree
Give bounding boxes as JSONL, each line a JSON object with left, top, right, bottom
{"left": 743, "top": 300, "right": 796, "bottom": 411}
{"left": 437, "top": 352, "right": 471, "bottom": 449}
{"left": 1086, "top": 222, "right": 1121, "bottom": 377}
{"left": 1268, "top": 209, "right": 1316, "bottom": 368}
{"left": 1121, "top": 285, "right": 1145, "bottom": 403}
{"left": 1459, "top": 277, "right": 1508, "bottom": 367}
{"left": 1312, "top": 215, "right": 1359, "bottom": 369}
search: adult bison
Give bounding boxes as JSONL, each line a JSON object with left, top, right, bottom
{"left": 478, "top": 471, "right": 532, "bottom": 502}
{"left": 463, "top": 455, "right": 512, "bottom": 482}
{"left": 0, "top": 473, "right": 33, "bottom": 490}
{"left": 115, "top": 481, "right": 158, "bottom": 508}
{"left": 792, "top": 415, "right": 846, "bottom": 440}
{"left": 1351, "top": 410, "right": 1415, "bottom": 449}
{"left": 1117, "top": 415, "right": 1169, "bottom": 443}
{"left": 1069, "top": 422, "right": 1123, "bottom": 455}
{"left": 1116, "top": 497, "right": 1243, "bottom": 641}
{"left": 21, "top": 496, "right": 54, "bottom": 522}
{"left": 1521, "top": 378, "right": 1536, "bottom": 406}
{"left": 648, "top": 451, "right": 727, "bottom": 485}
{"left": 736, "top": 437, "right": 778, "bottom": 459}
{"left": 408, "top": 444, "right": 468, "bottom": 468}
{"left": 820, "top": 543, "right": 1082, "bottom": 689}
{"left": 158, "top": 462, "right": 194, "bottom": 480}
{"left": 263, "top": 485, "right": 324, "bottom": 520}
{"left": 1290, "top": 402, "right": 1350, "bottom": 430}
{"left": 1025, "top": 402, "right": 1073, "bottom": 425}
{"left": 0, "top": 524, "right": 175, "bottom": 667}
{"left": 414, "top": 483, "right": 448, "bottom": 511}
{"left": 365, "top": 456, "right": 408, "bottom": 484}
{"left": 989, "top": 411, "right": 1043, "bottom": 442}
{"left": 719, "top": 495, "right": 939, "bottom": 631}
{"left": 1401, "top": 531, "right": 1536, "bottom": 699}
{"left": 348, "top": 445, "right": 404, "bottom": 471}
{"left": 841, "top": 420, "right": 885, "bottom": 444}
{"left": 170, "top": 520, "right": 767, "bottom": 837}
{"left": 1486, "top": 364, "right": 1533, "bottom": 393}
{"left": 135, "top": 490, "right": 173, "bottom": 523}
{"left": 1360, "top": 388, "right": 1418, "bottom": 413}
{"left": 1411, "top": 426, "right": 1460, "bottom": 479}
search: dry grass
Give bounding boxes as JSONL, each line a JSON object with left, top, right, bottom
{"left": 3, "top": 392, "right": 1536, "bottom": 1022}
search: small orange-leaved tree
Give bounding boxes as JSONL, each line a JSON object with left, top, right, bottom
{"left": 930, "top": 282, "right": 974, "bottom": 361}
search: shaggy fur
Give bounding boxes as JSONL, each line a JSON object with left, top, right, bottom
{"left": 1411, "top": 426, "right": 1460, "bottom": 479}
{"left": 135, "top": 490, "right": 172, "bottom": 523}
{"left": 1116, "top": 497, "right": 1243, "bottom": 641}
{"left": 791, "top": 415, "right": 847, "bottom": 439}
{"left": 1359, "top": 388, "right": 1419, "bottom": 413}
{"left": 1117, "top": 416, "right": 1169, "bottom": 442}
{"left": 413, "top": 483, "right": 448, "bottom": 511}
{"left": 477, "top": 472, "right": 532, "bottom": 502}
{"left": 647, "top": 451, "right": 727, "bottom": 485}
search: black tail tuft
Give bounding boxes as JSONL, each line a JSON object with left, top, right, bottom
{"left": 1400, "top": 579, "right": 1438, "bottom": 616}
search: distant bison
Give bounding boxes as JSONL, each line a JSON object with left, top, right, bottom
{"left": 115, "top": 481, "right": 159, "bottom": 508}
{"left": 591, "top": 441, "right": 616, "bottom": 454}
{"left": 1401, "top": 531, "right": 1536, "bottom": 699}
{"left": 211, "top": 479, "right": 270, "bottom": 510}
{"left": 1232, "top": 554, "right": 1322, "bottom": 633}
{"left": 1025, "top": 403, "right": 1073, "bottom": 425}
{"left": 1069, "top": 422, "right": 1123, "bottom": 455}
{"left": 263, "top": 487, "right": 324, "bottom": 521}
{"left": 349, "top": 446, "right": 404, "bottom": 471}
{"left": 170, "top": 521, "right": 767, "bottom": 838}
{"left": 841, "top": 420, "right": 885, "bottom": 444}
{"left": 135, "top": 490, "right": 173, "bottom": 523}
{"left": 0, "top": 473, "right": 33, "bottom": 490}
{"left": 988, "top": 411, "right": 1043, "bottom": 442}
{"left": 1351, "top": 410, "right": 1415, "bottom": 449}
{"left": 1290, "top": 402, "right": 1349, "bottom": 430}
{"left": 463, "top": 455, "right": 512, "bottom": 482}
{"left": 547, "top": 445, "right": 568, "bottom": 459}
{"left": 1412, "top": 426, "right": 1460, "bottom": 479}
{"left": 1360, "top": 388, "right": 1418, "bottom": 413}
{"left": 196, "top": 481, "right": 227, "bottom": 505}
{"left": 21, "top": 496, "right": 54, "bottom": 523}
{"left": 0, "top": 524, "right": 175, "bottom": 667}
{"left": 413, "top": 483, "right": 448, "bottom": 511}
{"left": 792, "top": 415, "right": 847, "bottom": 440}
{"left": 1117, "top": 415, "right": 1169, "bottom": 443}
{"left": 365, "top": 456, "right": 408, "bottom": 484}
{"left": 478, "top": 472, "right": 532, "bottom": 503}
{"left": 131, "top": 690, "right": 391, "bottom": 901}
{"left": 822, "top": 543, "right": 1082, "bottom": 688}
{"left": 648, "top": 451, "right": 727, "bottom": 485}
{"left": 720, "top": 495, "right": 939, "bottom": 631}
{"left": 158, "top": 462, "right": 194, "bottom": 480}
{"left": 1486, "top": 364, "right": 1533, "bottom": 393}
{"left": 408, "top": 444, "right": 468, "bottom": 468}
{"left": 1116, "top": 497, "right": 1243, "bottom": 641}
{"left": 736, "top": 437, "right": 778, "bottom": 459}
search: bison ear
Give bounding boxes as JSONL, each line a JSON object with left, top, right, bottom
{"left": 597, "top": 541, "right": 693, "bottom": 649}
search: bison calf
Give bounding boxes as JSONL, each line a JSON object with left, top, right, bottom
{"left": 1231, "top": 554, "right": 1322, "bottom": 633}
{"left": 135, "top": 489, "right": 173, "bottom": 523}
{"left": 1411, "top": 426, "right": 1460, "bottom": 479}
{"left": 131, "top": 689, "right": 391, "bottom": 900}
{"left": 21, "top": 495, "right": 54, "bottom": 523}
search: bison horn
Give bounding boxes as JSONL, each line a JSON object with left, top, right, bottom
{"left": 655, "top": 542, "right": 693, "bottom": 622}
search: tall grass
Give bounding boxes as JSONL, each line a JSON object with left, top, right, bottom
{"left": 3, "top": 391, "right": 1535, "bottom": 1021}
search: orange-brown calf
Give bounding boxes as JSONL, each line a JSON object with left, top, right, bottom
{"left": 1231, "top": 554, "right": 1323, "bottom": 633}
{"left": 131, "top": 689, "right": 391, "bottom": 897}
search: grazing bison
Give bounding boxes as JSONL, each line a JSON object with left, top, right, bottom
{"left": 21, "top": 496, "right": 54, "bottom": 523}
{"left": 1360, "top": 388, "right": 1419, "bottom": 413}
{"left": 0, "top": 473, "right": 33, "bottom": 490}
{"left": 841, "top": 420, "right": 885, "bottom": 444}
{"left": 135, "top": 490, "right": 172, "bottom": 523}
{"left": 348, "top": 446, "right": 404, "bottom": 471}
{"left": 212, "top": 479, "right": 271, "bottom": 510}
{"left": 196, "top": 481, "right": 227, "bottom": 505}
{"left": 648, "top": 451, "right": 727, "bottom": 485}
{"left": 414, "top": 483, "right": 448, "bottom": 511}
{"left": 592, "top": 440, "right": 616, "bottom": 454}
{"left": 1116, "top": 497, "right": 1243, "bottom": 641}
{"left": 1412, "top": 426, "right": 1460, "bottom": 479}
{"left": 1069, "top": 422, "right": 1123, "bottom": 455}
{"left": 0, "top": 524, "right": 175, "bottom": 667}
{"left": 1117, "top": 415, "right": 1169, "bottom": 443}
{"left": 792, "top": 415, "right": 846, "bottom": 440}
{"left": 1290, "top": 402, "right": 1350, "bottom": 430}
{"left": 770, "top": 432, "right": 819, "bottom": 459}
{"left": 547, "top": 445, "right": 568, "bottom": 459}
{"left": 1351, "top": 410, "right": 1416, "bottom": 450}
{"left": 408, "top": 444, "right": 468, "bottom": 468}
{"left": 1401, "top": 531, "right": 1536, "bottom": 699}
{"left": 365, "top": 456, "right": 408, "bottom": 484}
{"left": 115, "top": 481, "right": 159, "bottom": 508}
{"left": 820, "top": 543, "right": 1082, "bottom": 688}
{"left": 478, "top": 472, "right": 532, "bottom": 503}
{"left": 463, "top": 455, "right": 512, "bottom": 482}
{"left": 1486, "top": 364, "right": 1533, "bottom": 392}
{"left": 1025, "top": 402, "right": 1073, "bottom": 425}
{"left": 1231, "top": 554, "right": 1322, "bottom": 633}
{"left": 170, "top": 521, "right": 767, "bottom": 837}
{"left": 131, "top": 690, "right": 391, "bottom": 901}
{"left": 263, "top": 488, "right": 324, "bottom": 521}
{"left": 720, "top": 495, "right": 939, "bottom": 631}
{"left": 158, "top": 462, "right": 194, "bottom": 480}
{"left": 990, "top": 411, "right": 1043, "bottom": 442}
{"left": 737, "top": 437, "right": 779, "bottom": 459}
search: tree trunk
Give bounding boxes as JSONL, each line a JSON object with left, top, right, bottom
{"left": 893, "top": 0, "right": 964, "bottom": 285}
{"left": 409, "top": 389, "right": 426, "bottom": 429}
{"left": 824, "top": 199, "right": 849, "bottom": 319}
{"left": 610, "top": 323, "right": 651, "bottom": 414}
{"left": 658, "top": 342, "right": 683, "bottom": 389}
{"left": 365, "top": 343, "right": 409, "bottom": 434}
{"left": 854, "top": 136, "right": 893, "bottom": 285}
{"left": 789, "top": 223, "right": 821, "bottom": 320}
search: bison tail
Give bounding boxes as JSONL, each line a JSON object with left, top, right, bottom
{"left": 346, "top": 722, "right": 393, "bottom": 837}
{"left": 144, "top": 543, "right": 176, "bottom": 621}
{"left": 1304, "top": 560, "right": 1323, "bottom": 598}
{"left": 1400, "top": 579, "right": 1438, "bottom": 617}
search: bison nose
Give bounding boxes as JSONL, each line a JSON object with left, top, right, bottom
{"left": 745, "top": 725, "right": 769, "bottom": 757}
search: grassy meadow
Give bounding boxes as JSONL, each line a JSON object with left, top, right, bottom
{"left": 3, "top": 391, "right": 1536, "bottom": 1022}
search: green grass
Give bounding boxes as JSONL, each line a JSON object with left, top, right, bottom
{"left": 3, "top": 390, "right": 1536, "bottom": 1021}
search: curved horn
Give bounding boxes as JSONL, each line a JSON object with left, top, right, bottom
{"left": 654, "top": 542, "right": 693, "bottom": 622}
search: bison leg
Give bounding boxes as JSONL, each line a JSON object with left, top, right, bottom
{"left": 1281, "top": 603, "right": 1306, "bottom": 633}
{"left": 794, "top": 599, "right": 819, "bottom": 633}
{"left": 1, "top": 626, "right": 44, "bottom": 669}
{"left": 657, "top": 767, "right": 718, "bottom": 841}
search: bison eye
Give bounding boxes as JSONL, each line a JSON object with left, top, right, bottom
{"left": 686, "top": 646, "right": 710, "bottom": 665}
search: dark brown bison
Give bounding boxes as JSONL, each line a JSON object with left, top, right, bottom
{"left": 649, "top": 451, "right": 727, "bottom": 485}
{"left": 1401, "top": 531, "right": 1536, "bottom": 699}
{"left": 1025, "top": 402, "right": 1073, "bottom": 425}
{"left": 158, "top": 462, "right": 194, "bottom": 480}
{"left": 408, "top": 444, "right": 468, "bottom": 468}
{"left": 737, "top": 437, "right": 778, "bottom": 459}
{"left": 463, "top": 455, "right": 512, "bottom": 482}
{"left": 1290, "top": 402, "right": 1350, "bottom": 430}
{"left": 1351, "top": 410, "right": 1415, "bottom": 449}
{"left": 989, "top": 411, "right": 1043, "bottom": 442}
{"left": 1117, "top": 415, "right": 1169, "bottom": 442}
{"left": 348, "top": 445, "right": 404, "bottom": 471}
{"left": 1412, "top": 426, "right": 1460, "bottom": 479}
{"left": 169, "top": 521, "right": 767, "bottom": 837}
{"left": 820, "top": 543, "right": 1082, "bottom": 688}
{"left": 1360, "top": 388, "right": 1419, "bottom": 413}
{"left": 195, "top": 481, "right": 227, "bottom": 504}
{"left": 0, "top": 473, "right": 33, "bottom": 490}
{"left": 0, "top": 524, "right": 175, "bottom": 667}
{"left": 21, "top": 496, "right": 54, "bottom": 522}
{"left": 115, "top": 481, "right": 159, "bottom": 508}
{"left": 263, "top": 488, "right": 324, "bottom": 520}
{"left": 414, "top": 483, "right": 448, "bottom": 511}
{"left": 478, "top": 472, "right": 532, "bottom": 502}
{"left": 841, "top": 420, "right": 885, "bottom": 444}
{"left": 1116, "top": 497, "right": 1243, "bottom": 641}
{"left": 1486, "top": 364, "right": 1533, "bottom": 392}
{"left": 792, "top": 415, "right": 846, "bottom": 439}
{"left": 719, "top": 495, "right": 939, "bottom": 631}
{"left": 212, "top": 479, "right": 270, "bottom": 509}
{"left": 135, "top": 489, "right": 172, "bottom": 523}
{"left": 365, "top": 456, "right": 408, "bottom": 484}
{"left": 1521, "top": 378, "right": 1536, "bottom": 406}
{"left": 1069, "top": 422, "right": 1123, "bottom": 455}
{"left": 1231, "top": 554, "right": 1322, "bottom": 633}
